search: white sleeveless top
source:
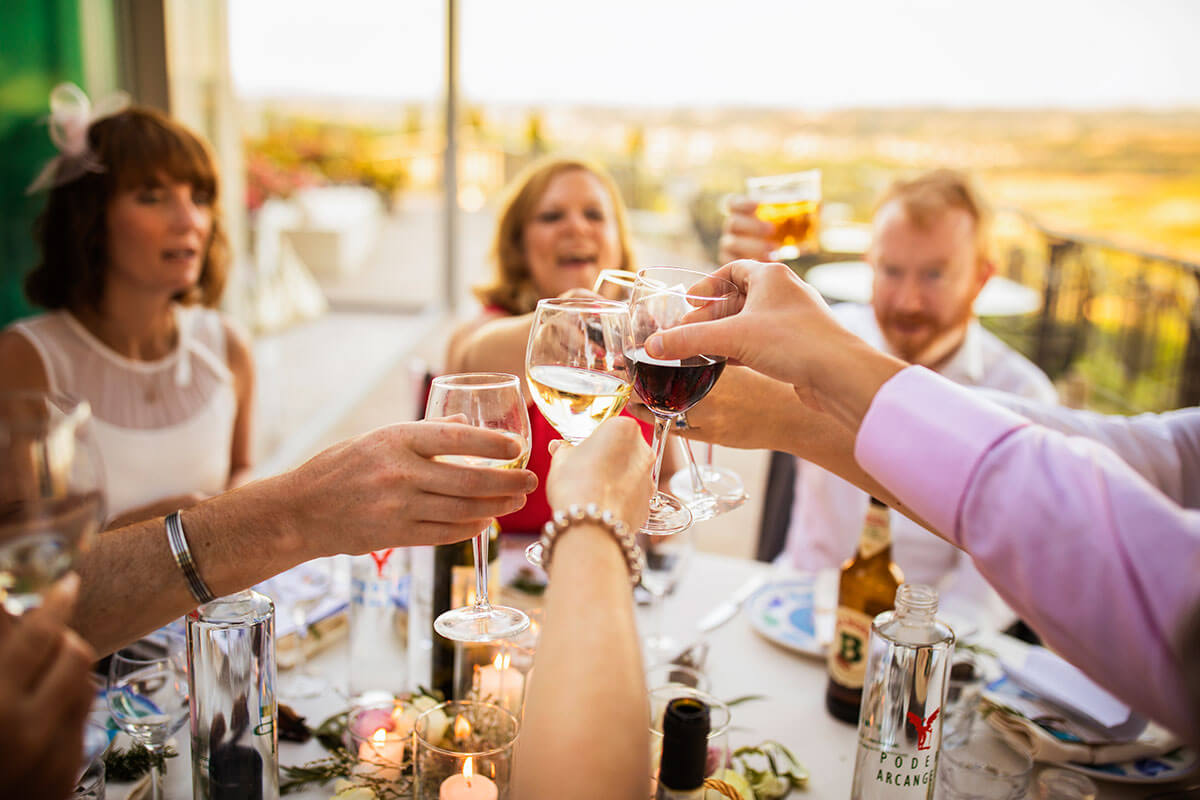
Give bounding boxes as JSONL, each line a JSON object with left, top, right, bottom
{"left": 8, "top": 306, "right": 237, "bottom": 519}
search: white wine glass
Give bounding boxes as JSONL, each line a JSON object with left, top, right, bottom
{"left": 0, "top": 391, "right": 104, "bottom": 615}
{"left": 628, "top": 267, "right": 738, "bottom": 535}
{"left": 426, "top": 373, "right": 532, "bottom": 642}
{"left": 593, "top": 268, "right": 638, "bottom": 302}
{"left": 523, "top": 297, "right": 633, "bottom": 567}
{"left": 107, "top": 631, "right": 190, "bottom": 800}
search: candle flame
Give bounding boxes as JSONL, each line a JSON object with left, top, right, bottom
{"left": 454, "top": 713, "right": 472, "bottom": 739}
{"left": 492, "top": 652, "right": 511, "bottom": 670}
{"left": 372, "top": 727, "right": 388, "bottom": 746}
{"left": 463, "top": 756, "right": 475, "bottom": 781}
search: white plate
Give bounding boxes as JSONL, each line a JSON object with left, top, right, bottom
{"left": 745, "top": 578, "right": 831, "bottom": 658}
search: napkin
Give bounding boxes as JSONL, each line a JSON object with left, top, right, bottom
{"left": 1002, "top": 646, "right": 1130, "bottom": 729}
{"left": 984, "top": 698, "right": 1181, "bottom": 765}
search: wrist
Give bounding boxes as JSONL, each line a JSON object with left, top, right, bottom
{"left": 811, "top": 339, "right": 906, "bottom": 432}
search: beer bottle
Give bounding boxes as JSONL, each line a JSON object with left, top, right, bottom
{"left": 826, "top": 496, "right": 903, "bottom": 723}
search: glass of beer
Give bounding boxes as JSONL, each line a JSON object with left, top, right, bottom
{"left": 745, "top": 169, "right": 821, "bottom": 260}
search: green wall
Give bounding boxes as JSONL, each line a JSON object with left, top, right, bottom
{"left": 0, "top": 1, "right": 98, "bottom": 325}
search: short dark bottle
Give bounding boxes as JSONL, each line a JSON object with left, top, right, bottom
{"left": 656, "top": 696, "right": 711, "bottom": 799}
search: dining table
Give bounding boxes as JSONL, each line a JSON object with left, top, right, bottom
{"left": 107, "top": 540, "right": 1194, "bottom": 799}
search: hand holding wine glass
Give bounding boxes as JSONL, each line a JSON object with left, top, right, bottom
{"left": 628, "top": 267, "right": 739, "bottom": 535}
{"left": 426, "top": 373, "right": 532, "bottom": 642}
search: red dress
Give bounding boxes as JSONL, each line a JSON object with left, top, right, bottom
{"left": 497, "top": 404, "right": 655, "bottom": 534}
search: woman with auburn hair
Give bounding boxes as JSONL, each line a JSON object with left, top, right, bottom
{"left": 0, "top": 86, "right": 254, "bottom": 527}
{"left": 447, "top": 156, "right": 676, "bottom": 532}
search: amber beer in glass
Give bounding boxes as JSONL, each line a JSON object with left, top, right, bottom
{"left": 826, "top": 496, "right": 904, "bottom": 724}
{"left": 745, "top": 169, "right": 821, "bottom": 260}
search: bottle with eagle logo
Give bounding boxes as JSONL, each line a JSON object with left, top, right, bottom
{"left": 826, "top": 496, "right": 904, "bottom": 723}
{"left": 850, "top": 583, "right": 955, "bottom": 800}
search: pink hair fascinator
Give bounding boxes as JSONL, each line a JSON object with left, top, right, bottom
{"left": 25, "top": 82, "right": 131, "bottom": 195}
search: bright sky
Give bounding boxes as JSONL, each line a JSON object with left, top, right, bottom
{"left": 229, "top": 0, "right": 1200, "bottom": 109}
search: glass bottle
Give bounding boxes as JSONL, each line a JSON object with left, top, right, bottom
{"left": 186, "top": 589, "right": 280, "bottom": 800}
{"left": 850, "top": 584, "right": 955, "bottom": 800}
{"left": 348, "top": 547, "right": 411, "bottom": 703}
{"left": 656, "top": 696, "right": 711, "bottom": 800}
{"left": 430, "top": 522, "right": 499, "bottom": 697}
{"left": 827, "top": 496, "right": 904, "bottom": 723}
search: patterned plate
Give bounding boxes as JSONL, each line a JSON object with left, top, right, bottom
{"left": 745, "top": 578, "right": 829, "bottom": 658}
{"left": 1059, "top": 747, "right": 1198, "bottom": 785}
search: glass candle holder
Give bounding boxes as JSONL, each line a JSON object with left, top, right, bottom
{"left": 648, "top": 686, "right": 732, "bottom": 782}
{"left": 346, "top": 696, "right": 442, "bottom": 790}
{"left": 452, "top": 612, "right": 539, "bottom": 717}
{"left": 413, "top": 700, "right": 519, "bottom": 800}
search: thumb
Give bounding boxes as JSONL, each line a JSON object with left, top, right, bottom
{"left": 646, "top": 318, "right": 735, "bottom": 362}
{"left": 40, "top": 572, "right": 80, "bottom": 625}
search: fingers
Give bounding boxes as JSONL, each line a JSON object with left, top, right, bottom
{"left": 645, "top": 318, "right": 736, "bottom": 362}
{"left": 726, "top": 205, "right": 772, "bottom": 237}
{"left": 408, "top": 421, "right": 525, "bottom": 461}
{"left": 724, "top": 195, "right": 760, "bottom": 216}
{"left": 718, "top": 233, "right": 772, "bottom": 263}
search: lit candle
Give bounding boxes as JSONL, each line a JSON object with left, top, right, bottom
{"left": 357, "top": 726, "right": 406, "bottom": 783}
{"left": 439, "top": 756, "right": 498, "bottom": 800}
{"left": 474, "top": 652, "right": 525, "bottom": 711}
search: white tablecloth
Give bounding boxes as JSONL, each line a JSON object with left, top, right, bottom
{"left": 123, "top": 549, "right": 1188, "bottom": 799}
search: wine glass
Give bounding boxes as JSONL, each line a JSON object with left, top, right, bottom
{"left": 639, "top": 526, "right": 694, "bottom": 663}
{"left": 0, "top": 391, "right": 105, "bottom": 615}
{"left": 628, "top": 267, "right": 738, "bottom": 535}
{"left": 426, "top": 373, "right": 532, "bottom": 642}
{"left": 277, "top": 558, "right": 334, "bottom": 700}
{"left": 107, "top": 631, "right": 190, "bottom": 800}
{"left": 525, "top": 297, "right": 633, "bottom": 444}
{"left": 593, "top": 271, "right": 746, "bottom": 523}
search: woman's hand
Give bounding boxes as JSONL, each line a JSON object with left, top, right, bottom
{"left": 0, "top": 574, "right": 95, "bottom": 800}
{"left": 545, "top": 417, "right": 654, "bottom": 532}
{"left": 281, "top": 420, "right": 538, "bottom": 556}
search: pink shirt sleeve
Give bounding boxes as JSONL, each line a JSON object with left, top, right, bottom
{"left": 854, "top": 366, "right": 1200, "bottom": 740}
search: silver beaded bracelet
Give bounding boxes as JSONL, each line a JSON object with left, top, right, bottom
{"left": 166, "top": 510, "right": 216, "bottom": 604}
{"left": 539, "top": 503, "right": 645, "bottom": 587}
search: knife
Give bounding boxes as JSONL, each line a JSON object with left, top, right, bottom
{"left": 695, "top": 572, "right": 768, "bottom": 633}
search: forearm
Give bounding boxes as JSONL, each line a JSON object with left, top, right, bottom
{"left": 515, "top": 523, "right": 648, "bottom": 799}
{"left": 73, "top": 477, "right": 309, "bottom": 654}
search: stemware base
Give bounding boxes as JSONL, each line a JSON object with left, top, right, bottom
{"left": 641, "top": 491, "right": 694, "bottom": 536}
{"left": 279, "top": 671, "right": 329, "bottom": 700}
{"left": 669, "top": 466, "right": 747, "bottom": 517}
{"left": 434, "top": 604, "right": 530, "bottom": 643}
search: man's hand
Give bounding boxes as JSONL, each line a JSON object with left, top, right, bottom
{"left": 718, "top": 196, "right": 775, "bottom": 264}
{"left": 0, "top": 574, "right": 96, "bottom": 800}
{"left": 285, "top": 420, "right": 538, "bottom": 555}
{"left": 546, "top": 417, "right": 654, "bottom": 532}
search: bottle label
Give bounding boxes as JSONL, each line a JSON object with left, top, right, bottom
{"left": 858, "top": 506, "right": 891, "bottom": 560}
{"left": 856, "top": 740, "right": 939, "bottom": 797}
{"left": 828, "top": 606, "right": 874, "bottom": 688}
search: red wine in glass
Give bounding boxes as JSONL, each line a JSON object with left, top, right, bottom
{"left": 626, "top": 348, "right": 727, "bottom": 415}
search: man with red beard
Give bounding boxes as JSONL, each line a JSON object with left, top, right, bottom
{"left": 721, "top": 169, "right": 1056, "bottom": 631}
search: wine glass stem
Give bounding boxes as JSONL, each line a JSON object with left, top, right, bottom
{"left": 292, "top": 609, "right": 308, "bottom": 674}
{"left": 648, "top": 414, "right": 674, "bottom": 508}
{"left": 681, "top": 437, "right": 715, "bottom": 500}
{"left": 148, "top": 752, "right": 163, "bottom": 800}
{"left": 472, "top": 526, "right": 491, "bottom": 610}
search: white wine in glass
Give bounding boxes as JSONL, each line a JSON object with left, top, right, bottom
{"left": 426, "top": 373, "right": 532, "bottom": 642}
{"left": 0, "top": 391, "right": 105, "bottom": 615}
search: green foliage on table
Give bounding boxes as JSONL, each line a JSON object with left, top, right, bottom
{"left": 103, "top": 743, "right": 178, "bottom": 782}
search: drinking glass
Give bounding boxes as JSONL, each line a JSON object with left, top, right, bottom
{"left": 525, "top": 297, "right": 633, "bottom": 444}
{"left": 0, "top": 391, "right": 105, "bottom": 615}
{"left": 745, "top": 169, "right": 822, "bottom": 261}
{"left": 278, "top": 558, "right": 334, "bottom": 700}
{"left": 937, "top": 721, "right": 1033, "bottom": 800}
{"left": 426, "top": 373, "right": 531, "bottom": 642}
{"left": 595, "top": 270, "right": 747, "bottom": 523}
{"left": 107, "top": 632, "right": 190, "bottom": 800}
{"left": 628, "top": 267, "right": 738, "bottom": 535}
{"left": 639, "top": 526, "right": 694, "bottom": 663}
